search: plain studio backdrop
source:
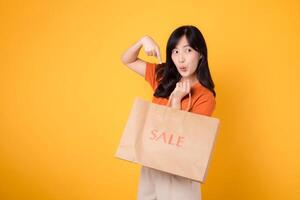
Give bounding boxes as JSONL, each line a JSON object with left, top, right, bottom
{"left": 0, "top": 0, "right": 299, "bottom": 199}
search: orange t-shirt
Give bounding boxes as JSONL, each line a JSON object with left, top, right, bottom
{"left": 145, "top": 61, "right": 216, "bottom": 117}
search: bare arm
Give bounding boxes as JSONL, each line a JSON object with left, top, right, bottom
{"left": 120, "top": 35, "right": 162, "bottom": 77}
{"left": 170, "top": 96, "right": 182, "bottom": 110}
{"left": 120, "top": 36, "right": 147, "bottom": 77}
{"left": 120, "top": 36, "right": 143, "bottom": 64}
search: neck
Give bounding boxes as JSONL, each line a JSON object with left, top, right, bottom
{"left": 180, "top": 74, "right": 198, "bottom": 85}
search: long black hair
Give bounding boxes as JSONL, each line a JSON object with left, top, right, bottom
{"left": 153, "top": 25, "right": 216, "bottom": 98}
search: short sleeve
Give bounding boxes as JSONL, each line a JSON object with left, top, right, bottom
{"left": 145, "top": 62, "right": 157, "bottom": 90}
{"left": 191, "top": 93, "right": 216, "bottom": 117}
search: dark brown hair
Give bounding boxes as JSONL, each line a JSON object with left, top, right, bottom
{"left": 153, "top": 25, "right": 216, "bottom": 98}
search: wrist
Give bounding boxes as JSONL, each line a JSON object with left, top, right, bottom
{"left": 171, "top": 95, "right": 182, "bottom": 103}
{"left": 170, "top": 95, "right": 182, "bottom": 110}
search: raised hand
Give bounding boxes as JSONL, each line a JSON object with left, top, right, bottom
{"left": 141, "top": 35, "right": 162, "bottom": 64}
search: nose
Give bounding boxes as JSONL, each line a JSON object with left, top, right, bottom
{"left": 178, "top": 52, "right": 185, "bottom": 63}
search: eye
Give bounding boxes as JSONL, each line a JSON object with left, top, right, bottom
{"left": 172, "top": 49, "right": 179, "bottom": 54}
{"left": 186, "top": 48, "right": 192, "bottom": 52}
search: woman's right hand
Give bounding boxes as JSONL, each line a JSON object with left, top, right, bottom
{"left": 141, "top": 35, "right": 162, "bottom": 64}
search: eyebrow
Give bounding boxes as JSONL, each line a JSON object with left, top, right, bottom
{"left": 174, "top": 44, "right": 191, "bottom": 49}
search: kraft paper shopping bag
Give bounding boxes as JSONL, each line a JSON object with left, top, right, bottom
{"left": 115, "top": 93, "right": 220, "bottom": 183}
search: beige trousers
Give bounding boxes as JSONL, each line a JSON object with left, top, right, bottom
{"left": 137, "top": 166, "right": 201, "bottom": 200}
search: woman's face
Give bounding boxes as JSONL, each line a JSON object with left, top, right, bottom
{"left": 171, "top": 35, "right": 202, "bottom": 78}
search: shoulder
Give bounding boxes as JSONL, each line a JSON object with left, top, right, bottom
{"left": 190, "top": 84, "right": 216, "bottom": 116}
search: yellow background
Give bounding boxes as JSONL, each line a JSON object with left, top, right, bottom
{"left": 1, "top": 0, "right": 299, "bottom": 199}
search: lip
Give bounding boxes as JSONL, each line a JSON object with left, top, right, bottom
{"left": 179, "top": 66, "right": 188, "bottom": 71}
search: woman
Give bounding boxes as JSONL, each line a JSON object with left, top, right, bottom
{"left": 121, "top": 25, "right": 216, "bottom": 200}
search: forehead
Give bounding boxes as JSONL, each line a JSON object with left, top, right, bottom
{"left": 175, "top": 35, "right": 190, "bottom": 48}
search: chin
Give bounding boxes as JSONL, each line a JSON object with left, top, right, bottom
{"left": 180, "top": 73, "right": 190, "bottom": 77}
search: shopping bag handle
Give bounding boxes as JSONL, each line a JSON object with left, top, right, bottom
{"left": 166, "top": 91, "right": 192, "bottom": 112}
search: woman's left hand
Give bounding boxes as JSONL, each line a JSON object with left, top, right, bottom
{"left": 171, "top": 79, "right": 191, "bottom": 100}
